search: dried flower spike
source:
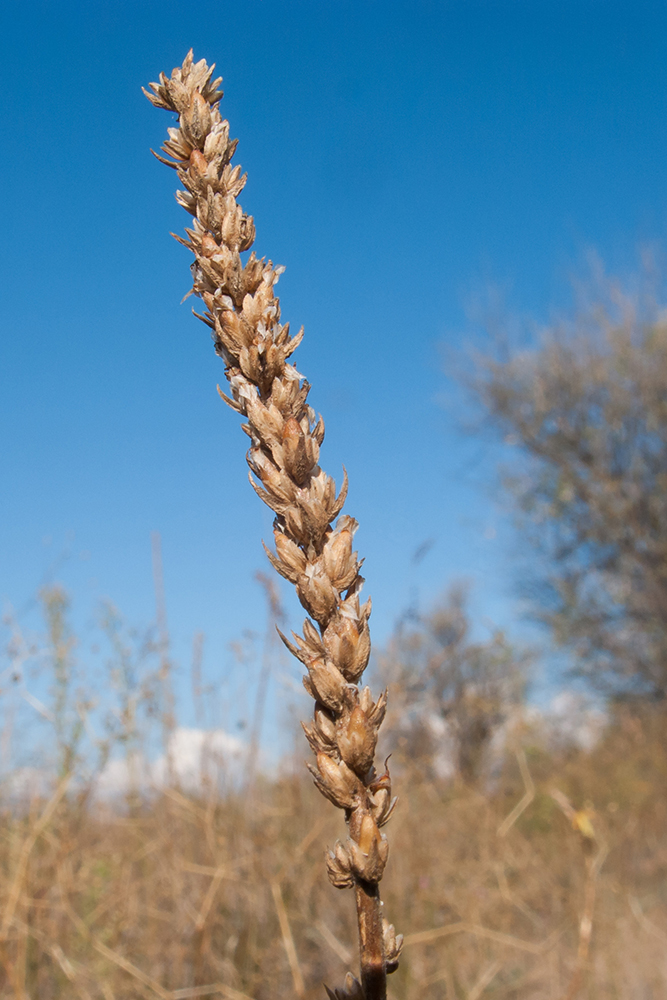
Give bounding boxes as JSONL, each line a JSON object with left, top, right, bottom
{"left": 145, "top": 51, "right": 398, "bottom": 1000}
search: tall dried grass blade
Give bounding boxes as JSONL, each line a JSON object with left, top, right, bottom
{"left": 172, "top": 986, "right": 256, "bottom": 1000}
{"left": 403, "top": 922, "right": 562, "bottom": 955}
{"left": 0, "top": 774, "right": 71, "bottom": 940}
{"left": 467, "top": 960, "right": 503, "bottom": 1000}
{"left": 91, "top": 939, "right": 171, "bottom": 1000}
{"left": 271, "top": 880, "right": 306, "bottom": 999}
{"left": 497, "top": 748, "right": 535, "bottom": 837}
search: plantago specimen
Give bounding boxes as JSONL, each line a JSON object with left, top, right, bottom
{"left": 145, "top": 52, "right": 401, "bottom": 999}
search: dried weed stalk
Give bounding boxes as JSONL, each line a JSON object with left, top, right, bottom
{"left": 144, "top": 51, "right": 400, "bottom": 999}
{"left": 550, "top": 789, "right": 608, "bottom": 1000}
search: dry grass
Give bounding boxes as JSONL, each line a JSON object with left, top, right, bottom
{"left": 1, "top": 703, "right": 666, "bottom": 999}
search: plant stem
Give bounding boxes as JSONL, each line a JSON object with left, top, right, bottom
{"left": 355, "top": 883, "right": 386, "bottom": 1000}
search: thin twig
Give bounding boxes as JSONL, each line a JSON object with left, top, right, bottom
{"left": 403, "top": 921, "right": 562, "bottom": 955}
{"left": 92, "top": 940, "right": 171, "bottom": 1000}
{"left": 497, "top": 748, "right": 535, "bottom": 837}
{"left": 629, "top": 894, "right": 667, "bottom": 942}
{"left": 194, "top": 866, "right": 226, "bottom": 931}
{"left": 468, "top": 960, "right": 503, "bottom": 1000}
{"left": 172, "top": 986, "right": 256, "bottom": 1000}
{"left": 550, "top": 789, "right": 607, "bottom": 1000}
{"left": 316, "top": 920, "right": 354, "bottom": 964}
{"left": 271, "top": 880, "right": 306, "bottom": 998}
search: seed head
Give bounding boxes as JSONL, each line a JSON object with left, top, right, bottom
{"left": 146, "top": 52, "right": 401, "bottom": 985}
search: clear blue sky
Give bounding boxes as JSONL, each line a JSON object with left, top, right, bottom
{"left": 2, "top": 0, "right": 667, "bottom": 738}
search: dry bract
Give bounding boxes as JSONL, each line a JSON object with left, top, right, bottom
{"left": 145, "top": 50, "right": 398, "bottom": 998}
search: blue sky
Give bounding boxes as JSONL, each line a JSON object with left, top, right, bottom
{"left": 2, "top": 0, "right": 667, "bottom": 743}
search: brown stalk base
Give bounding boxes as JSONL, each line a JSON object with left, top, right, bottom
{"left": 355, "top": 881, "right": 386, "bottom": 1000}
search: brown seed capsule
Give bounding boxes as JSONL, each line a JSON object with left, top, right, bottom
{"left": 249, "top": 449, "right": 294, "bottom": 503}
{"left": 282, "top": 417, "right": 311, "bottom": 485}
{"left": 189, "top": 148, "right": 209, "bottom": 176}
{"left": 322, "top": 520, "right": 357, "bottom": 589}
{"left": 200, "top": 233, "right": 219, "bottom": 258}
{"left": 302, "top": 719, "right": 334, "bottom": 756}
{"left": 306, "top": 658, "right": 348, "bottom": 713}
{"left": 302, "top": 618, "right": 326, "bottom": 654}
{"left": 281, "top": 622, "right": 325, "bottom": 665}
{"left": 334, "top": 840, "right": 352, "bottom": 869}
{"left": 239, "top": 344, "right": 261, "bottom": 382}
{"left": 347, "top": 821, "right": 389, "bottom": 883}
{"left": 299, "top": 495, "right": 331, "bottom": 541}
{"left": 346, "top": 975, "right": 365, "bottom": 1000}
{"left": 183, "top": 91, "right": 212, "bottom": 147}
{"left": 314, "top": 705, "right": 336, "bottom": 743}
{"left": 326, "top": 844, "right": 354, "bottom": 889}
{"left": 283, "top": 507, "right": 306, "bottom": 544}
{"left": 336, "top": 706, "right": 377, "bottom": 775}
{"left": 324, "top": 616, "right": 370, "bottom": 682}
{"left": 383, "top": 919, "right": 403, "bottom": 974}
{"left": 310, "top": 754, "right": 359, "bottom": 810}
{"left": 274, "top": 531, "right": 307, "bottom": 578}
{"left": 238, "top": 215, "right": 256, "bottom": 252}
{"left": 296, "top": 568, "right": 338, "bottom": 625}
{"left": 325, "top": 973, "right": 364, "bottom": 1000}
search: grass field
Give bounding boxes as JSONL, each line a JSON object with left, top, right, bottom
{"left": 1, "top": 681, "right": 666, "bottom": 999}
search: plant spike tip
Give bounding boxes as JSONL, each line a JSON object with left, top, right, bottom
{"left": 146, "top": 52, "right": 398, "bottom": 999}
